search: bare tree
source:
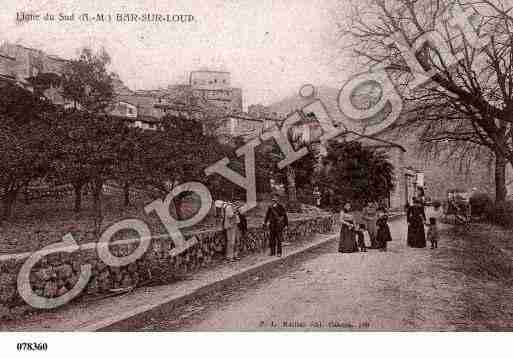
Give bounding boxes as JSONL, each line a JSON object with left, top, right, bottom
{"left": 340, "top": 0, "right": 513, "bottom": 200}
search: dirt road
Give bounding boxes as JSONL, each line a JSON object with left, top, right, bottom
{"left": 135, "top": 219, "right": 513, "bottom": 331}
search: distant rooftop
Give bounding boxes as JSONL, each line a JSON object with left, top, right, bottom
{"left": 0, "top": 42, "right": 69, "bottom": 62}
{"left": 191, "top": 69, "right": 230, "bottom": 74}
{"left": 0, "top": 53, "right": 15, "bottom": 61}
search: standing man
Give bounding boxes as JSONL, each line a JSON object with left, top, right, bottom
{"left": 222, "top": 202, "right": 240, "bottom": 261}
{"left": 264, "top": 196, "right": 288, "bottom": 257}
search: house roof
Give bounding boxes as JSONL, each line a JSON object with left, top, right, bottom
{"left": 110, "top": 114, "right": 160, "bottom": 124}
{"left": 190, "top": 70, "right": 230, "bottom": 74}
{"left": 137, "top": 115, "right": 161, "bottom": 124}
{"left": 0, "top": 74, "right": 16, "bottom": 83}
{"left": 6, "top": 43, "right": 68, "bottom": 61}
{"left": 115, "top": 93, "right": 161, "bottom": 119}
{"left": 220, "top": 114, "right": 264, "bottom": 122}
{"left": 0, "top": 53, "right": 15, "bottom": 61}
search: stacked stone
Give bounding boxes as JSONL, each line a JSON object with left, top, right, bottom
{"left": 0, "top": 214, "right": 337, "bottom": 321}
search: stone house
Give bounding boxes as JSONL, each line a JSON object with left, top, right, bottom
{"left": 189, "top": 70, "right": 243, "bottom": 114}
{"left": 0, "top": 53, "right": 16, "bottom": 82}
{"left": 0, "top": 42, "right": 69, "bottom": 105}
{"left": 213, "top": 113, "right": 282, "bottom": 140}
{"left": 109, "top": 93, "right": 163, "bottom": 131}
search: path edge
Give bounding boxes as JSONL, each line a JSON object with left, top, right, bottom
{"left": 91, "top": 233, "right": 340, "bottom": 332}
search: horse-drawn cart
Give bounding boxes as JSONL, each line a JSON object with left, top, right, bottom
{"left": 445, "top": 189, "right": 471, "bottom": 225}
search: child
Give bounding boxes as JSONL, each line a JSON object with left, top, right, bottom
{"left": 427, "top": 217, "right": 439, "bottom": 249}
{"left": 362, "top": 225, "right": 372, "bottom": 250}
{"left": 429, "top": 201, "right": 443, "bottom": 225}
{"left": 376, "top": 214, "right": 392, "bottom": 251}
{"left": 356, "top": 223, "right": 369, "bottom": 252}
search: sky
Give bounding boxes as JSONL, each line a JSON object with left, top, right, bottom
{"left": 0, "top": 0, "right": 351, "bottom": 108}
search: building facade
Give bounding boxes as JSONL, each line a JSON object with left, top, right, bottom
{"left": 189, "top": 70, "right": 243, "bottom": 114}
{"left": 0, "top": 43, "right": 69, "bottom": 104}
{"left": 0, "top": 42, "right": 164, "bottom": 131}
{"left": 0, "top": 53, "right": 16, "bottom": 82}
{"left": 0, "top": 43, "right": 67, "bottom": 81}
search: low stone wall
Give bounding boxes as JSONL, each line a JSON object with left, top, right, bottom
{"left": 0, "top": 214, "right": 338, "bottom": 320}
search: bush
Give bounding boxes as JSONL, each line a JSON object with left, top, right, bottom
{"left": 486, "top": 200, "right": 513, "bottom": 228}
{"left": 469, "top": 192, "right": 493, "bottom": 218}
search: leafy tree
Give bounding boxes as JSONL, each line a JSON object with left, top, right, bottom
{"left": 119, "top": 128, "right": 146, "bottom": 207}
{"left": 320, "top": 141, "right": 395, "bottom": 209}
{"left": 136, "top": 114, "right": 231, "bottom": 218}
{"left": 286, "top": 150, "right": 317, "bottom": 192}
{"left": 0, "top": 82, "right": 59, "bottom": 220}
{"left": 54, "top": 47, "right": 116, "bottom": 215}
{"left": 217, "top": 137, "right": 278, "bottom": 200}
{"left": 52, "top": 112, "right": 127, "bottom": 226}
{"left": 61, "top": 47, "right": 114, "bottom": 112}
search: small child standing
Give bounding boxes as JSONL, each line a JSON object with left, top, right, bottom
{"left": 362, "top": 224, "right": 372, "bottom": 250}
{"left": 356, "top": 223, "right": 370, "bottom": 252}
{"left": 427, "top": 217, "right": 439, "bottom": 249}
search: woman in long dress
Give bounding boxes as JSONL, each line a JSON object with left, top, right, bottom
{"left": 407, "top": 197, "right": 427, "bottom": 248}
{"left": 339, "top": 203, "right": 358, "bottom": 253}
{"left": 362, "top": 202, "right": 378, "bottom": 248}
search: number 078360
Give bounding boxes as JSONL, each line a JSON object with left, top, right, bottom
{"left": 16, "top": 342, "right": 48, "bottom": 351}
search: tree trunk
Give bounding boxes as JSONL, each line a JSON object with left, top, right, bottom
{"left": 495, "top": 154, "right": 507, "bottom": 202}
{"left": 2, "top": 190, "right": 18, "bottom": 220}
{"left": 92, "top": 180, "right": 103, "bottom": 235}
{"left": 73, "top": 183, "right": 84, "bottom": 212}
{"left": 286, "top": 166, "right": 301, "bottom": 212}
{"left": 123, "top": 182, "right": 131, "bottom": 207}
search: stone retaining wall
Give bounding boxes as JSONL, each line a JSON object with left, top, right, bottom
{"left": 0, "top": 214, "right": 338, "bottom": 320}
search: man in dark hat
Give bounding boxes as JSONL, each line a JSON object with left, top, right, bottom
{"left": 263, "top": 195, "right": 288, "bottom": 257}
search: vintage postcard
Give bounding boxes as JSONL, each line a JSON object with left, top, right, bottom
{"left": 0, "top": 0, "right": 512, "bottom": 356}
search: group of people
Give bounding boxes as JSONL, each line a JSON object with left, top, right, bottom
{"left": 220, "top": 188, "right": 444, "bottom": 262}
{"left": 406, "top": 188, "right": 443, "bottom": 250}
{"left": 338, "top": 187, "right": 444, "bottom": 254}
{"left": 220, "top": 195, "right": 289, "bottom": 260}
{"left": 338, "top": 202, "right": 392, "bottom": 253}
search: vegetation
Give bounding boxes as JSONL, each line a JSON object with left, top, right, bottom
{"left": 486, "top": 200, "right": 513, "bottom": 228}
{"left": 0, "top": 83, "right": 58, "bottom": 219}
{"left": 320, "top": 141, "right": 395, "bottom": 209}
{"left": 469, "top": 192, "right": 493, "bottom": 218}
{"left": 0, "top": 47, "right": 233, "bottom": 226}
{"left": 340, "top": 0, "right": 513, "bottom": 201}
{"left": 0, "top": 44, "right": 396, "bottom": 251}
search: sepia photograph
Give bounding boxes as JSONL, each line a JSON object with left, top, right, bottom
{"left": 0, "top": 0, "right": 513, "bottom": 357}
